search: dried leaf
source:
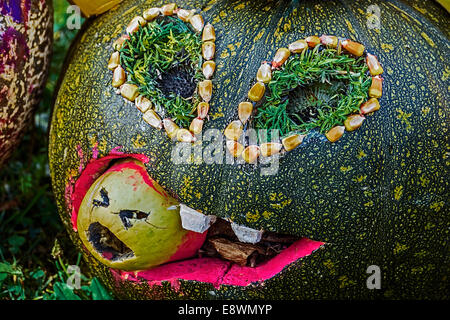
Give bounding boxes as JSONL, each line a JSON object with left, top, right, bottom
{"left": 208, "top": 238, "right": 265, "bottom": 266}
{"left": 200, "top": 217, "right": 300, "bottom": 267}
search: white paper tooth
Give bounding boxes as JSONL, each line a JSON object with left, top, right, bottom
{"left": 179, "top": 204, "right": 216, "bottom": 233}
{"left": 230, "top": 222, "right": 263, "bottom": 244}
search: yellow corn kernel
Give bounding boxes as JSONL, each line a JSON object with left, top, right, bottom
{"left": 282, "top": 134, "right": 305, "bottom": 151}
{"left": 238, "top": 102, "right": 253, "bottom": 124}
{"left": 176, "top": 9, "right": 195, "bottom": 22}
{"left": 177, "top": 9, "right": 195, "bottom": 22}
{"left": 143, "top": 8, "right": 160, "bottom": 21}
{"left": 189, "top": 14, "right": 204, "bottom": 33}
{"left": 272, "top": 48, "right": 290, "bottom": 68}
{"left": 248, "top": 82, "right": 265, "bottom": 102}
{"left": 256, "top": 63, "right": 272, "bottom": 83}
{"left": 325, "top": 126, "right": 345, "bottom": 142}
{"left": 120, "top": 83, "right": 139, "bottom": 101}
{"left": 202, "top": 41, "right": 215, "bottom": 60}
{"left": 112, "top": 65, "right": 126, "bottom": 87}
{"left": 163, "top": 119, "right": 179, "bottom": 140}
{"left": 198, "top": 80, "right": 212, "bottom": 102}
{"left": 190, "top": 118, "right": 204, "bottom": 135}
{"left": 260, "top": 142, "right": 283, "bottom": 157}
{"left": 224, "top": 120, "right": 243, "bottom": 141}
{"left": 135, "top": 95, "right": 152, "bottom": 113}
{"left": 242, "top": 145, "right": 260, "bottom": 164}
{"left": 113, "top": 34, "right": 130, "bottom": 51}
{"left": 226, "top": 140, "right": 245, "bottom": 158}
{"left": 202, "top": 61, "right": 215, "bottom": 79}
{"left": 197, "top": 102, "right": 209, "bottom": 119}
{"left": 305, "top": 35, "right": 320, "bottom": 48}
{"left": 369, "top": 76, "right": 383, "bottom": 98}
{"left": 161, "top": 3, "right": 177, "bottom": 16}
{"left": 360, "top": 98, "right": 380, "bottom": 114}
{"left": 177, "top": 128, "right": 196, "bottom": 142}
{"left": 126, "top": 16, "right": 146, "bottom": 34}
{"left": 142, "top": 109, "right": 162, "bottom": 129}
{"left": 366, "top": 53, "right": 384, "bottom": 76}
{"left": 202, "top": 23, "right": 216, "bottom": 42}
{"left": 108, "top": 51, "right": 120, "bottom": 70}
{"left": 288, "top": 39, "right": 308, "bottom": 53}
{"left": 341, "top": 39, "right": 365, "bottom": 57}
{"left": 344, "top": 114, "right": 365, "bottom": 131}
{"left": 320, "top": 35, "right": 338, "bottom": 48}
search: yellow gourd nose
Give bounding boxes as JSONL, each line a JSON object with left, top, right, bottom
{"left": 68, "top": 0, "right": 123, "bottom": 17}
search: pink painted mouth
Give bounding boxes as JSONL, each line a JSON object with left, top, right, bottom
{"left": 113, "top": 237, "right": 324, "bottom": 289}
{"left": 70, "top": 152, "right": 325, "bottom": 289}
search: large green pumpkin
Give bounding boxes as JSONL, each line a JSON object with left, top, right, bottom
{"left": 49, "top": 0, "right": 449, "bottom": 299}
{"left": 0, "top": 0, "right": 53, "bottom": 167}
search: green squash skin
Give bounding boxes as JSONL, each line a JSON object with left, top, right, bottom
{"left": 49, "top": 0, "right": 449, "bottom": 299}
{"left": 0, "top": 0, "right": 53, "bottom": 167}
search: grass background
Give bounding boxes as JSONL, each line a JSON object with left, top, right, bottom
{"left": 0, "top": 1, "right": 112, "bottom": 300}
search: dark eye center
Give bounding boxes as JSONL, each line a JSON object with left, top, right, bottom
{"left": 155, "top": 62, "right": 197, "bottom": 99}
{"left": 287, "top": 81, "right": 348, "bottom": 125}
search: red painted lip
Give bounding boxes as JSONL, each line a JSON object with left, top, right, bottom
{"left": 70, "top": 152, "right": 325, "bottom": 289}
{"left": 112, "top": 237, "right": 324, "bottom": 289}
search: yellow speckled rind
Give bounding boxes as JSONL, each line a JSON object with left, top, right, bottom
{"left": 49, "top": 0, "right": 449, "bottom": 299}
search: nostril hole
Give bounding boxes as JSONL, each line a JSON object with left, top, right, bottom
{"left": 87, "top": 222, "right": 134, "bottom": 262}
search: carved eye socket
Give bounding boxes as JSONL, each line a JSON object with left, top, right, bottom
{"left": 110, "top": 10, "right": 216, "bottom": 137}
{"left": 77, "top": 159, "right": 206, "bottom": 271}
{"left": 253, "top": 46, "right": 370, "bottom": 137}
{"left": 220, "top": 38, "right": 384, "bottom": 164}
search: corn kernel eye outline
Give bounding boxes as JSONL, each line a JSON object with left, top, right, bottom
{"left": 108, "top": 7, "right": 384, "bottom": 164}
{"left": 224, "top": 36, "right": 384, "bottom": 164}
{"left": 108, "top": 5, "right": 216, "bottom": 143}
